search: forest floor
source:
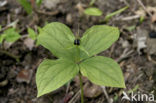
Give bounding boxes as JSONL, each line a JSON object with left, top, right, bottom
{"left": 0, "top": 0, "right": 156, "bottom": 103}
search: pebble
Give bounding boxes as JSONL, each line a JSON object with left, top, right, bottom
{"left": 16, "top": 69, "right": 33, "bottom": 84}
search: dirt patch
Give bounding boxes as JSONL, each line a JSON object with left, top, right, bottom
{"left": 0, "top": 0, "right": 156, "bottom": 103}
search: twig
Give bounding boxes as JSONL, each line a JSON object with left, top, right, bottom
{"left": 119, "top": 15, "right": 140, "bottom": 21}
{"left": 147, "top": 54, "right": 156, "bottom": 64}
{"left": 136, "top": 0, "right": 152, "bottom": 17}
{"left": 101, "top": 86, "right": 113, "bottom": 103}
{"left": 0, "top": 1, "right": 7, "bottom": 7}
{"left": 121, "top": 0, "right": 130, "bottom": 7}
{"left": 116, "top": 49, "right": 134, "bottom": 63}
{"left": 66, "top": 82, "right": 70, "bottom": 94}
{"left": 68, "top": 90, "right": 80, "bottom": 103}
{"left": 0, "top": 19, "right": 19, "bottom": 32}
{"left": 36, "top": 10, "right": 59, "bottom": 16}
{"left": 79, "top": 72, "right": 84, "bottom": 103}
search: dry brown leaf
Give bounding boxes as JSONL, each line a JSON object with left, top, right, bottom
{"left": 16, "top": 69, "right": 33, "bottom": 84}
{"left": 83, "top": 82, "right": 102, "bottom": 98}
{"left": 24, "top": 37, "right": 35, "bottom": 50}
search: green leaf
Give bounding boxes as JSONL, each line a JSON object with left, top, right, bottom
{"left": 0, "top": 25, "right": 1, "bottom": 31}
{"left": 0, "top": 34, "right": 5, "bottom": 43}
{"left": 81, "top": 25, "right": 119, "bottom": 57}
{"left": 38, "top": 22, "right": 84, "bottom": 61}
{"left": 128, "top": 84, "right": 139, "bottom": 93}
{"left": 89, "top": 0, "right": 96, "bottom": 6}
{"left": 79, "top": 45, "right": 89, "bottom": 56}
{"left": 36, "top": 59, "right": 79, "bottom": 97}
{"left": 36, "top": 0, "right": 43, "bottom": 6}
{"left": 80, "top": 56, "right": 125, "bottom": 88}
{"left": 3, "top": 28, "right": 21, "bottom": 43}
{"left": 28, "top": 28, "right": 37, "bottom": 40}
{"left": 125, "top": 25, "right": 136, "bottom": 32}
{"left": 104, "top": 6, "right": 129, "bottom": 22}
{"left": 17, "top": 0, "right": 32, "bottom": 14}
{"left": 139, "top": 16, "right": 144, "bottom": 24}
{"left": 35, "top": 26, "right": 43, "bottom": 46}
{"left": 84, "top": 7, "right": 102, "bottom": 16}
{"left": 38, "top": 22, "right": 75, "bottom": 56}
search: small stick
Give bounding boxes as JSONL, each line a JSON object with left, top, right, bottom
{"left": 147, "top": 54, "right": 156, "bottom": 64}
{"left": 136, "top": 0, "right": 152, "bottom": 17}
{"left": 66, "top": 82, "right": 70, "bottom": 94}
{"left": 101, "top": 86, "right": 113, "bottom": 103}
{"left": 119, "top": 15, "right": 140, "bottom": 21}
{"left": 122, "top": 0, "right": 130, "bottom": 7}
{"left": 36, "top": 10, "right": 59, "bottom": 16}
{"left": 68, "top": 90, "right": 81, "bottom": 103}
{"left": 79, "top": 72, "right": 84, "bottom": 103}
{"left": 0, "top": 19, "right": 19, "bottom": 32}
{"left": 116, "top": 49, "right": 134, "bottom": 63}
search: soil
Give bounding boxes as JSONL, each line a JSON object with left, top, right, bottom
{"left": 0, "top": 0, "right": 156, "bottom": 103}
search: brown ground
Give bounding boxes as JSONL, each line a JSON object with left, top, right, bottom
{"left": 0, "top": 0, "right": 156, "bottom": 103}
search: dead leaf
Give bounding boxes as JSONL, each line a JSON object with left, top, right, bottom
{"left": 147, "top": 38, "right": 156, "bottom": 55}
{"left": 83, "top": 82, "right": 102, "bottom": 98}
{"left": 73, "top": 76, "right": 88, "bottom": 87}
{"left": 66, "top": 13, "right": 72, "bottom": 24}
{"left": 24, "top": 37, "right": 35, "bottom": 50}
{"left": 16, "top": 69, "right": 33, "bottom": 84}
{"left": 135, "top": 9, "right": 146, "bottom": 17}
{"left": 135, "top": 6, "right": 156, "bottom": 22}
{"left": 0, "top": 80, "right": 8, "bottom": 87}
{"left": 43, "top": 0, "right": 62, "bottom": 9}
{"left": 3, "top": 41, "right": 13, "bottom": 49}
{"left": 75, "top": 2, "right": 85, "bottom": 15}
{"left": 151, "top": 13, "right": 156, "bottom": 23}
{"left": 135, "top": 28, "right": 147, "bottom": 54}
{"left": 146, "top": 7, "right": 156, "bottom": 23}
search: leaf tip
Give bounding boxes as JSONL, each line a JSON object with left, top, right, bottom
{"left": 37, "top": 90, "right": 44, "bottom": 98}
{"left": 37, "top": 94, "right": 41, "bottom": 98}
{"left": 122, "top": 83, "right": 126, "bottom": 88}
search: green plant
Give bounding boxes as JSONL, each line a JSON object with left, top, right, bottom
{"left": 89, "top": 0, "right": 97, "bottom": 6}
{"left": 125, "top": 25, "right": 136, "bottom": 32}
{"left": 0, "top": 28, "right": 21, "bottom": 44}
{"left": 0, "top": 28, "right": 21, "bottom": 62}
{"left": 36, "top": 22, "right": 125, "bottom": 102}
{"left": 17, "top": 0, "right": 33, "bottom": 14}
{"left": 27, "top": 27, "right": 42, "bottom": 46}
{"left": 84, "top": 7, "right": 103, "bottom": 16}
{"left": 0, "top": 25, "right": 1, "bottom": 31}
{"left": 17, "top": 0, "right": 43, "bottom": 14}
{"left": 28, "top": 28, "right": 38, "bottom": 40}
{"left": 104, "top": 6, "right": 129, "bottom": 22}
{"left": 36, "top": 0, "right": 43, "bottom": 7}
{"left": 139, "top": 16, "right": 145, "bottom": 24}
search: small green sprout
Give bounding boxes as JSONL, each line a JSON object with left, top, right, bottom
{"left": 27, "top": 27, "right": 42, "bottom": 46}
{"left": 0, "top": 28, "right": 21, "bottom": 44}
{"left": 28, "top": 28, "right": 38, "bottom": 40}
{"left": 139, "top": 16, "right": 145, "bottom": 24}
{"left": 0, "top": 25, "right": 1, "bottom": 31}
{"left": 104, "top": 6, "right": 129, "bottom": 22}
{"left": 128, "top": 84, "right": 139, "bottom": 93}
{"left": 125, "top": 25, "right": 136, "bottom": 32}
{"left": 84, "top": 7, "right": 103, "bottom": 16}
{"left": 36, "top": 22, "right": 125, "bottom": 102}
{"left": 89, "top": 0, "right": 96, "bottom": 6}
{"left": 36, "top": 0, "right": 43, "bottom": 7}
{"left": 17, "top": 0, "right": 32, "bottom": 14}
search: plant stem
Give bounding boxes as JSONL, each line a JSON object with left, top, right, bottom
{"left": 0, "top": 50, "right": 20, "bottom": 62}
{"left": 78, "top": 72, "right": 84, "bottom": 103}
